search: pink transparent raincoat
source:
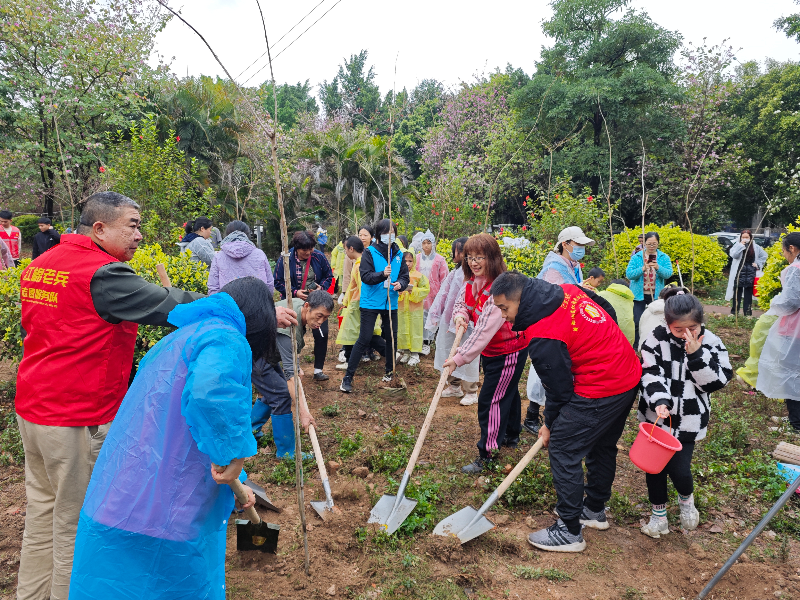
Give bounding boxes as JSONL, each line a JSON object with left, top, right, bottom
{"left": 757, "top": 258, "right": 800, "bottom": 401}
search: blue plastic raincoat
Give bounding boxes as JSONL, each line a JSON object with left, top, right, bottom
{"left": 69, "top": 293, "right": 257, "bottom": 600}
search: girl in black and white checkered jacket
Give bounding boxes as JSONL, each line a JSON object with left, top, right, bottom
{"left": 638, "top": 287, "right": 733, "bottom": 538}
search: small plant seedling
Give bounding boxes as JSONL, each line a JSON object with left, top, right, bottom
{"left": 321, "top": 402, "right": 340, "bottom": 417}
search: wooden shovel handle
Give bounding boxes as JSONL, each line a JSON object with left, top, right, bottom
{"left": 297, "top": 381, "right": 328, "bottom": 481}
{"left": 156, "top": 263, "right": 171, "bottom": 287}
{"left": 495, "top": 438, "right": 545, "bottom": 498}
{"left": 405, "top": 326, "right": 466, "bottom": 473}
{"left": 213, "top": 464, "right": 261, "bottom": 524}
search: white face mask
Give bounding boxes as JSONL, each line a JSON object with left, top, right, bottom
{"left": 380, "top": 234, "right": 396, "bottom": 245}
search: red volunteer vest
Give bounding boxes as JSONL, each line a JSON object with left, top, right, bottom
{"left": 527, "top": 285, "right": 641, "bottom": 398}
{"left": 16, "top": 235, "right": 139, "bottom": 426}
{"left": 465, "top": 278, "right": 533, "bottom": 357}
{"left": 0, "top": 226, "right": 21, "bottom": 259}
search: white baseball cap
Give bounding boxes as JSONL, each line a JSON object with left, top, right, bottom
{"left": 557, "top": 226, "right": 595, "bottom": 247}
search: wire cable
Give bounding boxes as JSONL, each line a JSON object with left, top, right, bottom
{"left": 240, "top": 0, "right": 344, "bottom": 86}
{"left": 234, "top": 0, "right": 328, "bottom": 82}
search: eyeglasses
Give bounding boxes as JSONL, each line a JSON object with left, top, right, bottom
{"left": 466, "top": 256, "right": 486, "bottom": 264}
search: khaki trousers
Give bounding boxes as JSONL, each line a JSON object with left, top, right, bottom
{"left": 448, "top": 374, "right": 478, "bottom": 394}
{"left": 15, "top": 416, "right": 110, "bottom": 600}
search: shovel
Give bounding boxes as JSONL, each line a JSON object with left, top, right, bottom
{"left": 297, "top": 381, "right": 337, "bottom": 520}
{"left": 369, "top": 326, "right": 465, "bottom": 534}
{"left": 433, "top": 438, "right": 545, "bottom": 544}
{"left": 213, "top": 465, "right": 280, "bottom": 552}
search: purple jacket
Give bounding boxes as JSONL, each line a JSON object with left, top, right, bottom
{"left": 207, "top": 234, "right": 274, "bottom": 295}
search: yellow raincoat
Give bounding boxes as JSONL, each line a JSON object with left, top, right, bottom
{"left": 398, "top": 265, "right": 429, "bottom": 353}
{"left": 331, "top": 241, "right": 345, "bottom": 281}
{"left": 336, "top": 257, "right": 381, "bottom": 346}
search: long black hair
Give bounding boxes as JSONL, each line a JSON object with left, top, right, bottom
{"left": 185, "top": 217, "right": 212, "bottom": 235}
{"left": 220, "top": 277, "right": 279, "bottom": 364}
{"left": 782, "top": 232, "right": 800, "bottom": 255}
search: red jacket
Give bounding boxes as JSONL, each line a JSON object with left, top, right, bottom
{"left": 16, "top": 235, "right": 139, "bottom": 426}
{"left": 465, "top": 278, "right": 533, "bottom": 357}
{"left": 0, "top": 225, "right": 21, "bottom": 259}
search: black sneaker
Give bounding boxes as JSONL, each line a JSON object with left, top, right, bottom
{"left": 313, "top": 372, "right": 329, "bottom": 381}
{"left": 339, "top": 376, "right": 353, "bottom": 393}
{"left": 527, "top": 519, "right": 586, "bottom": 552}
{"left": 461, "top": 456, "right": 491, "bottom": 474}
{"left": 502, "top": 436, "right": 519, "bottom": 449}
{"left": 522, "top": 416, "right": 541, "bottom": 436}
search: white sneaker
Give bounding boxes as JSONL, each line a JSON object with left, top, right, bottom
{"left": 338, "top": 350, "right": 346, "bottom": 363}
{"left": 640, "top": 516, "right": 670, "bottom": 539}
{"left": 441, "top": 384, "right": 464, "bottom": 398}
{"left": 679, "top": 495, "right": 700, "bottom": 530}
{"left": 421, "top": 344, "right": 431, "bottom": 356}
{"left": 407, "top": 354, "right": 420, "bottom": 367}
{"left": 361, "top": 355, "right": 371, "bottom": 362}
{"left": 460, "top": 392, "right": 478, "bottom": 406}
{"left": 399, "top": 352, "right": 410, "bottom": 364}
{"left": 335, "top": 362, "right": 348, "bottom": 370}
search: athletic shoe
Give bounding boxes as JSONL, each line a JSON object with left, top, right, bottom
{"left": 461, "top": 456, "right": 491, "bottom": 474}
{"left": 421, "top": 344, "right": 431, "bottom": 356}
{"left": 406, "top": 354, "right": 420, "bottom": 367}
{"left": 579, "top": 506, "right": 610, "bottom": 530}
{"left": 522, "top": 416, "right": 541, "bottom": 436}
{"left": 679, "top": 494, "right": 700, "bottom": 530}
{"left": 361, "top": 355, "right": 371, "bottom": 362}
{"left": 441, "top": 384, "right": 464, "bottom": 398}
{"left": 339, "top": 376, "right": 353, "bottom": 393}
{"left": 370, "top": 352, "right": 381, "bottom": 361}
{"left": 399, "top": 352, "right": 410, "bottom": 364}
{"left": 502, "top": 436, "right": 519, "bottom": 449}
{"left": 640, "top": 516, "right": 670, "bottom": 538}
{"left": 460, "top": 392, "right": 478, "bottom": 406}
{"left": 527, "top": 520, "right": 586, "bottom": 552}
{"left": 338, "top": 350, "right": 346, "bottom": 363}
{"left": 335, "top": 362, "right": 348, "bottom": 370}
{"left": 313, "top": 372, "right": 329, "bottom": 381}
{"left": 381, "top": 374, "right": 394, "bottom": 383}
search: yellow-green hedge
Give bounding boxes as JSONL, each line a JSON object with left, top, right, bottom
{"left": 600, "top": 223, "right": 727, "bottom": 287}
{"left": 757, "top": 218, "right": 799, "bottom": 310}
{"left": 0, "top": 244, "right": 208, "bottom": 365}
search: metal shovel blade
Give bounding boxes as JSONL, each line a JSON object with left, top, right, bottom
{"left": 368, "top": 494, "right": 418, "bottom": 534}
{"left": 310, "top": 499, "right": 334, "bottom": 521}
{"left": 433, "top": 506, "right": 495, "bottom": 544}
{"left": 244, "top": 478, "right": 281, "bottom": 513}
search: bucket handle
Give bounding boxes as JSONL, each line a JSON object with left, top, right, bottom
{"left": 648, "top": 414, "right": 673, "bottom": 440}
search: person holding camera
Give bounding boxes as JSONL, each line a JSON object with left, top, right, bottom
{"left": 626, "top": 231, "right": 673, "bottom": 347}
{"left": 274, "top": 230, "right": 334, "bottom": 381}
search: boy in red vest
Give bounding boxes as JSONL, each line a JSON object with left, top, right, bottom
{"left": 0, "top": 209, "right": 21, "bottom": 266}
{"left": 492, "top": 271, "right": 641, "bottom": 553}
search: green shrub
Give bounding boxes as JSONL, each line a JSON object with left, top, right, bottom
{"left": 12, "top": 214, "right": 41, "bottom": 242}
{"left": 600, "top": 223, "right": 727, "bottom": 286}
{"left": 0, "top": 245, "right": 207, "bottom": 365}
{"left": 756, "top": 217, "right": 799, "bottom": 310}
{"left": 500, "top": 237, "right": 549, "bottom": 278}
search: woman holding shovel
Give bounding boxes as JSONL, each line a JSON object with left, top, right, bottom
{"left": 443, "top": 234, "right": 532, "bottom": 473}
{"left": 69, "top": 277, "right": 291, "bottom": 600}
{"left": 339, "top": 219, "right": 409, "bottom": 393}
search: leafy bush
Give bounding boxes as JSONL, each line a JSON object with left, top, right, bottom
{"left": 756, "top": 217, "right": 799, "bottom": 310}
{"left": 600, "top": 223, "right": 727, "bottom": 285}
{"left": 0, "top": 260, "right": 29, "bottom": 362}
{"left": 0, "top": 245, "right": 207, "bottom": 365}
{"left": 436, "top": 237, "right": 456, "bottom": 270}
{"left": 12, "top": 215, "right": 41, "bottom": 242}
{"left": 500, "top": 237, "right": 549, "bottom": 278}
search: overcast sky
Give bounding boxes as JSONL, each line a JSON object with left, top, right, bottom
{"left": 153, "top": 0, "right": 800, "bottom": 97}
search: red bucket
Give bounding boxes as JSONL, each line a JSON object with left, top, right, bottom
{"left": 337, "top": 315, "right": 343, "bottom": 328}
{"left": 629, "top": 417, "right": 682, "bottom": 474}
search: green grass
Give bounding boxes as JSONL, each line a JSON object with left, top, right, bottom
{"left": 511, "top": 565, "right": 572, "bottom": 582}
{"left": 267, "top": 454, "right": 316, "bottom": 485}
{"left": 366, "top": 425, "right": 416, "bottom": 474}
{"left": 335, "top": 429, "right": 363, "bottom": 460}
{"left": 321, "top": 402, "right": 341, "bottom": 417}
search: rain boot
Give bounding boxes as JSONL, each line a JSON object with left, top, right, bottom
{"left": 250, "top": 398, "right": 272, "bottom": 439}
{"left": 271, "top": 413, "right": 312, "bottom": 460}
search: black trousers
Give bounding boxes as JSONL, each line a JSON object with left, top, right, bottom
{"left": 312, "top": 320, "right": 328, "bottom": 370}
{"left": 633, "top": 293, "right": 654, "bottom": 348}
{"left": 476, "top": 351, "right": 526, "bottom": 459}
{"left": 787, "top": 399, "right": 800, "bottom": 432}
{"left": 251, "top": 358, "right": 293, "bottom": 415}
{"left": 548, "top": 386, "right": 638, "bottom": 533}
{"left": 645, "top": 440, "right": 695, "bottom": 505}
{"left": 343, "top": 335, "right": 386, "bottom": 360}
{"left": 732, "top": 285, "right": 754, "bottom": 316}
{"left": 345, "top": 308, "right": 397, "bottom": 377}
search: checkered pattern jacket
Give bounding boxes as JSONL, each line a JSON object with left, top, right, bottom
{"left": 638, "top": 325, "right": 732, "bottom": 442}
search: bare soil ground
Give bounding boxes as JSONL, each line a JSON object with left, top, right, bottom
{"left": 1, "top": 312, "right": 799, "bottom": 600}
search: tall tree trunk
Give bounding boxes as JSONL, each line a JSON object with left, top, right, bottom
{"left": 372, "top": 193, "right": 383, "bottom": 223}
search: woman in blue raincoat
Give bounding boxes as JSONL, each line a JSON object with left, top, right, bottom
{"left": 69, "top": 277, "right": 281, "bottom": 600}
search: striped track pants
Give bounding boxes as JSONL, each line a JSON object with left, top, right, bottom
{"left": 476, "top": 350, "right": 526, "bottom": 458}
